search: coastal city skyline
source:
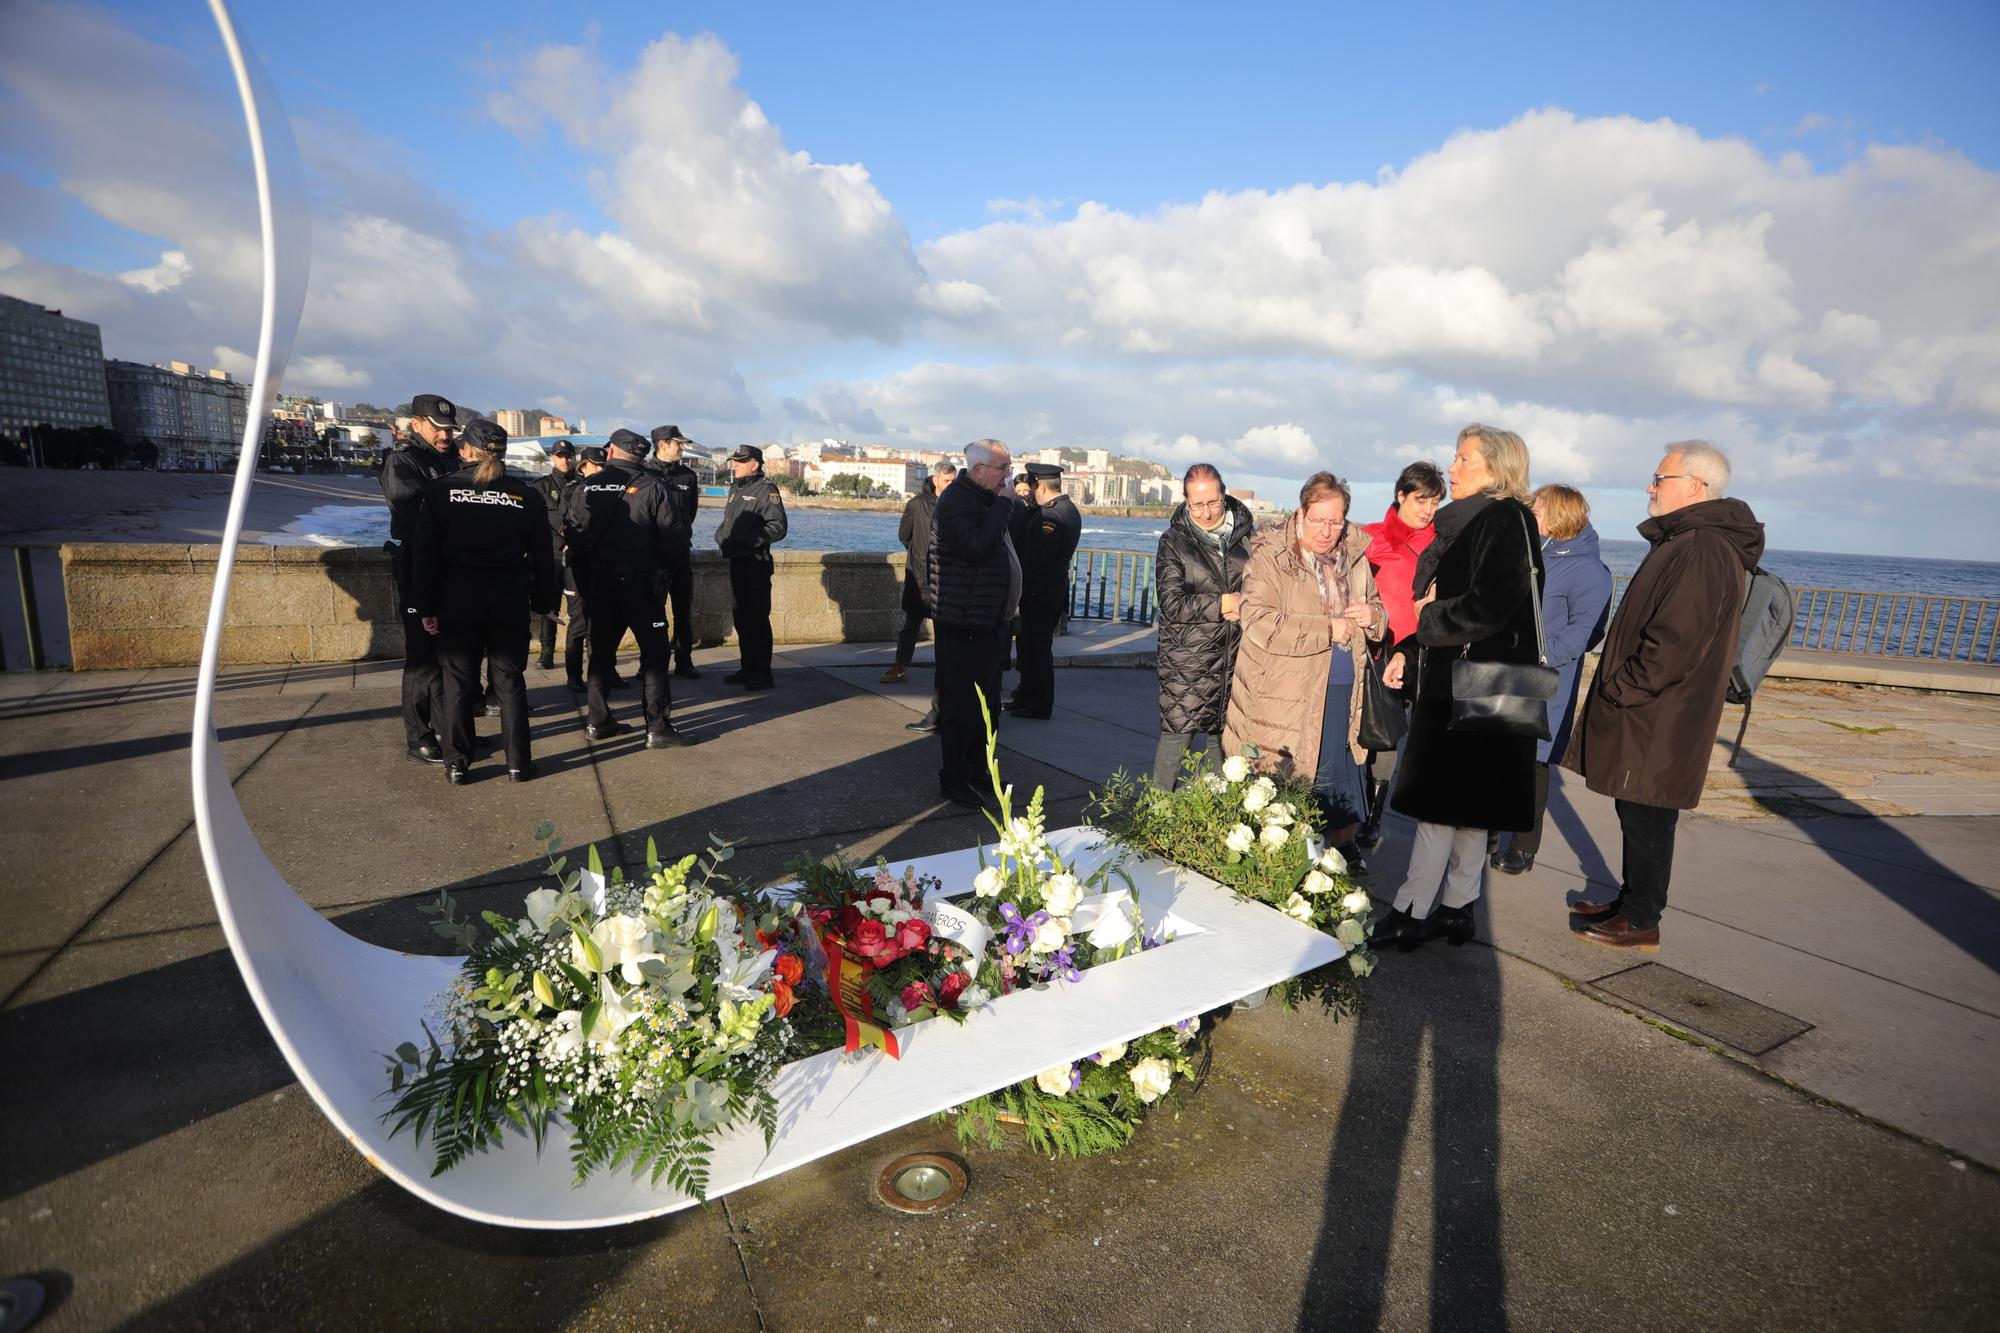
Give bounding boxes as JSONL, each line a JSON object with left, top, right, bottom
{"left": 2, "top": 1, "right": 1997, "bottom": 558}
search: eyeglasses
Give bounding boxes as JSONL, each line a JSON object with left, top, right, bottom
{"left": 1650, "top": 473, "right": 1706, "bottom": 489}
{"left": 1302, "top": 517, "right": 1346, "bottom": 533}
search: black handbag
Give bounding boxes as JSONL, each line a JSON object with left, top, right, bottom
{"left": 1448, "top": 509, "right": 1558, "bottom": 740}
{"left": 1357, "top": 649, "right": 1409, "bottom": 752}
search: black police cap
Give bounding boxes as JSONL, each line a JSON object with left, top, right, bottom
{"left": 550, "top": 440, "right": 576, "bottom": 458}
{"left": 409, "top": 393, "right": 458, "bottom": 426}
{"left": 581, "top": 446, "right": 608, "bottom": 464}
{"left": 606, "top": 428, "right": 648, "bottom": 456}
{"left": 461, "top": 418, "right": 507, "bottom": 454}
{"left": 728, "top": 444, "right": 764, "bottom": 464}
{"left": 650, "top": 424, "right": 692, "bottom": 444}
{"left": 1024, "top": 461, "right": 1064, "bottom": 479}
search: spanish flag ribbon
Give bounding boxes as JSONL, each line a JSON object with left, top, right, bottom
{"left": 822, "top": 935, "right": 901, "bottom": 1059}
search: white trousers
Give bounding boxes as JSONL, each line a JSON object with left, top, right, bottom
{"left": 1394, "top": 821, "right": 1487, "bottom": 919}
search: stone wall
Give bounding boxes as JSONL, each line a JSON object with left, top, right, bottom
{"left": 59, "top": 543, "right": 909, "bottom": 669}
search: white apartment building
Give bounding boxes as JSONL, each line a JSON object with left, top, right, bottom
{"left": 104, "top": 359, "right": 249, "bottom": 470}
{"left": 493, "top": 409, "right": 529, "bottom": 437}
{"left": 807, "top": 458, "right": 923, "bottom": 496}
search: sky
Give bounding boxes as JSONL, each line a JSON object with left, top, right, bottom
{"left": 2, "top": 0, "right": 1998, "bottom": 559}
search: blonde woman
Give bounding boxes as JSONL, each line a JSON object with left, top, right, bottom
{"left": 1377, "top": 425, "right": 1543, "bottom": 947}
{"left": 1223, "top": 472, "right": 1387, "bottom": 862}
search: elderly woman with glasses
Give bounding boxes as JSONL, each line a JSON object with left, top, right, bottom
{"left": 1376, "top": 424, "right": 1544, "bottom": 949}
{"left": 1222, "top": 471, "right": 1387, "bottom": 859}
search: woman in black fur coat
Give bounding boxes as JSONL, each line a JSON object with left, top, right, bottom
{"left": 1377, "top": 424, "right": 1545, "bottom": 949}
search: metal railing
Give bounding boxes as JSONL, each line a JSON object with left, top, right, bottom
{"left": 1610, "top": 577, "right": 1999, "bottom": 665}
{"left": 1067, "top": 548, "right": 1158, "bottom": 624}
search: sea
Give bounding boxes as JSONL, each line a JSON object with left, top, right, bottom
{"left": 267, "top": 504, "right": 2000, "bottom": 601}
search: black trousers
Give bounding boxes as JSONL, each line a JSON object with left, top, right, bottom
{"left": 437, "top": 573, "right": 531, "bottom": 771}
{"left": 391, "top": 550, "right": 443, "bottom": 749}
{"left": 1011, "top": 602, "right": 1059, "bottom": 713}
{"left": 1508, "top": 762, "right": 1555, "bottom": 857}
{"left": 729, "top": 556, "right": 774, "bottom": 679}
{"left": 533, "top": 610, "right": 557, "bottom": 661}
{"left": 562, "top": 590, "right": 591, "bottom": 683}
{"left": 936, "top": 623, "right": 1005, "bottom": 793}
{"left": 666, "top": 553, "right": 695, "bottom": 667}
{"left": 586, "top": 573, "right": 672, "bottom": 731}
{"left": 1614, "top": 798, "right": 1680, "bottom": 930}
{"left": 894, "top": 606, "right": 928, "bottom": 668}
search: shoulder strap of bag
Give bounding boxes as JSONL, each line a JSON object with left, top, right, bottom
{"left": 1520, "top": 507, "right": 1548, "bottom": 666}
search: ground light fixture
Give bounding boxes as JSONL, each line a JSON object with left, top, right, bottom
{"left": 875, "top": 1153, "right": 968, "bottom": 1213}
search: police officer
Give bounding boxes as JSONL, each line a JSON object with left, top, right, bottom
{"left": 1008, "top": 461, "right": 1082, "bottom": 720}
{"left": 717, "top": 445, "right": 787, "bottom": 691}
{"left": 532, "top": 441, "right": 576, "bottom": 675}
{"left": 648, "top": 425, "right": 703, "bottom": 678}
{"left": 380, "top": 392, "right": 459, "bottom": 763}
{"left": 565, "top": 428, "right": 692, "bottom": 746}
{"left": 412, "top": 419, "right": 559, "bottom": 784}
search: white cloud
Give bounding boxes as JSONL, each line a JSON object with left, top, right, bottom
{"left": 289, "top": 355, "right": 372, "bottom": 391}
{"left": 118, "top": 249, "right": 190, "bottom": 294}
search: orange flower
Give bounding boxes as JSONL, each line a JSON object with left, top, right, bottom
{"left": 774, "top": 954, "right": 804, "bottom": 986}
{"left": 772, "top": 979, "right": 795, "bottom": 1017}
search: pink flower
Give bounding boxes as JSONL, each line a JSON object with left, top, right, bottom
{"left": 896, "top": 918, "right": 932, "bottom": 954}
{"left": 900, "top": 981, "right": 935, "bottom": 1013}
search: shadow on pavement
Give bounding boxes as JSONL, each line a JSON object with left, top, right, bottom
{"left": 1297, "top": 936, "right": 1508, "bottom": 1332}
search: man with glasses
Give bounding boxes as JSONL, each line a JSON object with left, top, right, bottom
{"left": 1564, "top": 441, "right": 1765, "bottom": 951}
{"left": 928, "top": 438, "right": 1024, "bottom": 808}
{"left": 381, "top": 393, "right": 461, "bottom": 763}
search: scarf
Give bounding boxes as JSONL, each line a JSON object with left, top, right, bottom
{"left": 1412, "top": 493, "right": 1497, "bottom": 595}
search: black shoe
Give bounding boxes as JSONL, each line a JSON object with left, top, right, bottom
{"left": 743, "top": 674, "right": 776, "bottom": 691}
{"left": 509, "top": 763, "right": 538, "bottom": 783}
{"left": 905, "top": 713, "right": 938, "bottom": 733}
{"left": 723, "top": 669, "right": 749, "bottom": 684}
{"left": 1493, "top": 849, "right": 1535, "bottom": 875}
{"left": 538, "top": 651, "right": 555, "bottom": 672}
{"left": 1011, "top": 708, "right": 1052, "bottom": 720}
{"left": 1356, "top": 780, "right": 1388, "bottom": 849}
{"left": 1334, "top": 841, "right": 1368, "bottom": 878}
{"left": 586, "top": 720, "right": 632, "bottom": 741}
{"left": 611, "top": 675, "right": 633, "bottom": 690}
{"left": 1427, "top": 903, "right": 1476, "bottom": 946}
{"left": 566, "top": 678, "right": 587, "bottom": 695}
{"left": 445, "top": 763, "right": 470, "bottom": 786}
{"left": 1373, "top": 906, "right": 1423, "bottom": 952}
{"left": 673, "top": 662, "right": 701, "bottom": 680}
{"left": 646, "top": 725, "right": 691, "bottom": 749}
{"left": 406, "top": 740, "right": 444, "bottom": 765}
{"left": 940, "top": 782, "right": 996, "bottom": 812}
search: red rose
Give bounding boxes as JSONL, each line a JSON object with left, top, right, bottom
{"left": 938, "top": 971, "right": 968, "bottom": 1008}
{"left": 900, "top": 981, "right": 935, "bottom": 1013}
{"left": 773, "top": 979, "right": 794, "bottom": 1017}
{"left": 851, "top": 919, "right": 891, "bottom": 961}
{"left": 896, "top": 918, "right": 932, "bottom": 953}
{"left": 835, "top": 904, "right": 863, "bottom": 936}
{"left": 774, "top": 954, "right": 803, "bottom": 985}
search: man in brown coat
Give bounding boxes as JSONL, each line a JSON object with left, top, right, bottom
{"left": 1564, "top": 441, "right": 1765, "bottom": 950}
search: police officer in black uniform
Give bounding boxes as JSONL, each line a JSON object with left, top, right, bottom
{"left": 717, "top": 445, "right": 788, "bottom": 691}
{"left": 564, "top": 429, "right": 692, "bottom": 747}
{"left": 532, "top": 441, "right": 576, "bottom": 674}
{"left": 412, "top": 419, "right": 559, "bottom": 784}
{"left": 380, "top": 393, "right": 459, "bottom": 763}
{"left": 648, "top": 425, "right": 703, "bottom": 678}
{"left": 1008, "top": 461, "right": 1082, "bottom": 720}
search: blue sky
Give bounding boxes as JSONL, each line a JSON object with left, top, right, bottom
{"left": 3, "top": 0, "right": 1998, "bottom": 556}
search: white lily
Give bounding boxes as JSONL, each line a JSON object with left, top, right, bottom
{"left": 1071, "top": 891, "right": 1138, "bottom": 950}
{"left": 523, "top": 887, "right": 567, "bottom": 934}
{"left": 588, "top": 975, "right": 641, "bottom": 1048}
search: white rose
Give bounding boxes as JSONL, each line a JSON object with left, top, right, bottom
{"left": 524, "top": 888, "right": 565, "bottom": 933}
{"left": 973, "top": 865, "right": 1004, "bottom": 898}
{"left": 1043, "top": 873, "right": 1084, "bottom": 917}
{"left": 1201, "top": 772, "right": 1228, "bottom": 794}
{"left": 1096, "top": 1041, "right": 1128, "bottom": 1064}
{"left": 1301, "top": 870, "right": 1333, "bottom": 896}
{"left": 1319, "top": 846, "right": 1348, "bottom": 875}
{"left": 1335, "top": 918, "right": 1367, "bottom": 948}
{"left": 1282, "top": 892, "right": 1315, "bottom": 924}
{"left": 1128, "top": 1056, "right": 1174, "bottom": 1104}
{"left": 1348, "top": 951, "right": 1374, "bottom": 978}
{"left": 960, "top": 985, "right": 992, "bottom": 1010}
{"left": 1035, "top": 1064, "right": 1074, "bottom": 1096}
{"left": 1242, "top": 784, "right": 1271, "bottom": 815}
{"left": 1260, "top": 822, "right": 1289, "bottom": 851}
{"left": 1340, "top": 890, "right": 1372, "bottom": 916}
{"left": 1221, "top": 755, "right": 1251, "bottom": 784}
{"left": 1266, "top": 802, "right": 1295, "bottom": 827}
{"left": 577, "top": 914, "right": 662, "bottom": 982}
{"left": 1033, "top": 917, "right": 1069, "bottom": 954}
{"left": 1225, "top": 824, "right": 1255, "bottom": 855}
{"left": 883, "top": 908, "right": 912, "bottom": 926}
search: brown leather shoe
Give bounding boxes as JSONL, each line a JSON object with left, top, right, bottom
{"left": 1577, "top": 914, "right": 1659, "bottom": 952}
{"left": 1568, "top": 899, "right": 1617, "bottom": 920}
{"left": 879, "top": 664, "right": 908, "bottom": 684}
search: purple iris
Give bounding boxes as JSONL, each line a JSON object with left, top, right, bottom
{"left": 999, "top": 902, "right": 1049, "bottom": 955}
{"left": 1139, "top": 932, "right": 1164, "bottom": 952}
{"left": 1068, "top": 1065, "right": 1082, "bottom": 1091}
{"left": 1174, "top": 1016, "right": 1199, "bottom": 1037}
{"left": 1041, "top": 945, "right": 1081, "bottom": 984}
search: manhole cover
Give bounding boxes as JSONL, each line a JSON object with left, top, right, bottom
{"left": 1592, "top": 963, "right": 1812, "bottom": 1056}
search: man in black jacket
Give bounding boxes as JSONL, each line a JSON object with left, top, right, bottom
{"left": 380, "top": 392, "right": 459, "bottom": 763}
{"left": 884, "top": 460, "right": 956, "bottom": 687}
{"left": 648, "top": 425, "right": 703, "bottom": 678}
{"left": 564, "top": 428, "right": 692, "bottom": 747}
{"left": 531, "top": 441, "right": 576, "bottom": 675}
{"left": 928, "top": 438, "right": 1022, "bottom": 807}
{"left": 717, "top": 445, "right": 787, "bottom": 691}
{"left": 1008, "top": 461, "right": 1082, "bottom": 720}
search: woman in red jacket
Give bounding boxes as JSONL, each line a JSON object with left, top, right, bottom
{"left": 1356, "top": 460, "right": 1445, "bottom": 848}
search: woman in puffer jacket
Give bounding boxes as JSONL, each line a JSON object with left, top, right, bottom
{"left": 1152, "top": 464, "right": 1256, "bottom": 787}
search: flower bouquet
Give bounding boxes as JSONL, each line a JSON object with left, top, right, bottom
{"left": 1088, "top": 747, "right": 1376, "bottom": 1014}
{"left": 381, "top": 826, "right": 792, "bottom": 1200}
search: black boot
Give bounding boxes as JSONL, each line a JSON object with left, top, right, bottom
{"left": 1356, "top": 780, "right": 1389, "bottom": 850}
{"left": 1427, "top": 903, "right": 1476, "bottom": 947}
{"left": 1373, "top": 906, "right": 1424, "bottom": 952}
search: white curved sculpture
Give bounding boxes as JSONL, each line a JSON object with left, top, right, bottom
{"left": 190, "top": 2, "right": 1345, "bottom": 1229}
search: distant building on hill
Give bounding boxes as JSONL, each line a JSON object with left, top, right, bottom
{"left": 0, "top": 293, "right": 112, "bottom": 445}
{"left": 493, "top": 409, "right": 529, "bottom": 437}
{"left": 104, "top": 359, "right": 248, "bottom": 471}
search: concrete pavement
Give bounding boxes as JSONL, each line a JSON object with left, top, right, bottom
{"left": 2, "top": 643, "right": 1997, "bottom": 1329}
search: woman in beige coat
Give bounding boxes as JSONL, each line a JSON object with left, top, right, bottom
{"left": 1223, "top": 472, "right": 1388, "bottom": 864}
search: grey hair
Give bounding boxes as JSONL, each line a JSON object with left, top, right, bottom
{"left": 1665, "top": 440, "right": 1731, "bottom": 497}
{"left": 931, "top": 459, "right": 957, "bottom": 477}
{"left": 963, "top": 438, "right": 1008, "bottom": 469}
